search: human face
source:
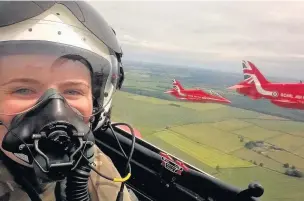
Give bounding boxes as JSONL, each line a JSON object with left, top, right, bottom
{"left": 0, "top": 54, "right": 93, "bottom": 150}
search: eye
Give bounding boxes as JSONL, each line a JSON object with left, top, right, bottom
{"left": 63, "top": 89, "right": 84, "bottom": 96}
{"left": 12, "top": 88, "right": 36, "bottom": 95}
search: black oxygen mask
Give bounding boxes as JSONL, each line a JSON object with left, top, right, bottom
{"left": 2, "top": 89, "right": 95, "bottom": 182}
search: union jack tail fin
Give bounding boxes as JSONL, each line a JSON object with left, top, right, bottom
{"left": 242, "top": 60, "right": 269, "bottom": 85}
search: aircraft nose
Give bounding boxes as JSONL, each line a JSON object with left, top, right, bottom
{"left": 164, "top": 90, "right": 172, "bottom": 94}
{"left": 227, "top": 85, "right": 240, "bottom": 90}
{"left": 223, "top": 98, "right": 231, "bottom": 104}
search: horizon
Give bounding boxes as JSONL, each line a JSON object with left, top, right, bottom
{"left": 89, "top": 1, "right": 304, "bottom": 80}
{"left": 123, "top": 59, "right": 300, "bottom": 82}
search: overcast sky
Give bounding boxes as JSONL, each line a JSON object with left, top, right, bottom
{"left": 89, "top": 1, "right": 304, "bottom": 79}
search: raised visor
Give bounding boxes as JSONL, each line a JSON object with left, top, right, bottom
{"left": 94, "top": 126, "right": 263, "bottom": 201}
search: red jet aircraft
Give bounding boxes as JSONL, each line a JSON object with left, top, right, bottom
{"left": 228, "top": 60, "right": 304, "bottom": 110}
{"left": 165, "top": 79, "right": 231, "bottom": 104}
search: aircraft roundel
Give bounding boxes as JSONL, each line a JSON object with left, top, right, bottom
{"left": 272, "top": 91, "right": 279, "bottom": 97}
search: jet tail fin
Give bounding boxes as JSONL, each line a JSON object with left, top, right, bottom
{"left": 172, "top": 79, "right": 184, "bottom": 91}
{"left": 242, "top": 60, "right": 269, "bottom": 84}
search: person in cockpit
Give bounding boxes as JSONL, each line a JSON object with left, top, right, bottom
{"left": 0, "top": 1, "right": 136, "bottom": 201}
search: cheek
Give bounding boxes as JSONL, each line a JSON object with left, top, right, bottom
{"left": 0, "top": 97, "right": 15, "bottom": 126}
{"left": 0, "top": 115, "right": 13, "bottom": 125}
{"left": 0, "top": 96, "right": 37, "bottom": 115}
{"left": 0, "top": 115, "right": 14, "bottom": 146}
{"left": 0, "top": 123, "right": 6, "bottom": 138}
{"left": 0, "top": 127, "right": 6, "bottom": 148}
{"left": 68, "top": 97, "right": 93, "bottom": 123}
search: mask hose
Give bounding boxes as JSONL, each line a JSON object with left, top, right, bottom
{"left": 65, "top": 135, "right": 94, "bottom": 201}
{"left": 65, "top": 161, "right": 92, "bottom": 201}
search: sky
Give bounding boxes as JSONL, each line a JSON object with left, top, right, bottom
{"left": 88, "top": 1, "right": 304, "bottom": 79}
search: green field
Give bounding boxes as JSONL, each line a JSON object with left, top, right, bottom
{"left": 244, "top": 119, "right": 304, "bottom": 137}
{"left": 295, "top": 146, "right": 304, "bottom": 158}
{"left": 145, "top": 134, "right": 218, "bottom": 174}
{"left": 212, "top": 119, "right": 252, "bottom": 131}
{"left": 267, "top": 134, "right": 304, "bottom": 152}
{"left": 216, "top": 167, "right": 304, "bottom": 201}
{"left": 112, "top": 92, "right": 209, "bottom": 135}
{"left": 112, "top": 91, "right": 304, "bottom": 201}
{"left": 266, "top": 150, "right": 304, "bottom": 171}
{"left": 169, "top": 123, "right": 244, "bottom": 153}
{"left": 232, "top": 148, "right": 285, "bottom": 172}
{"left": 149, "top": 130, "right": 253, "bottom": 168}
{"left": 177, "top": 102, "right": 227, "bottom": 112}
{"left": 233, "top": 126, "right": 284, "bottom": 141}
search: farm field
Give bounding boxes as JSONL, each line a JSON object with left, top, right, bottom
{"left": 168, "top": 123, "right": 244, "bottom": 153}
{"left": 267, "top": 134, "right": 304, "bottom": 152}
{"left": 232, "top": 148, "right": 285, "bottom": 172}
{"left": 112, "top": 90, "right": 304, "bottom": 201}
{"left": 149, "top": 130, "right": 253, "bottom": 168}
{"left": 216, "top": 167, "right": 304, "bottom": 201}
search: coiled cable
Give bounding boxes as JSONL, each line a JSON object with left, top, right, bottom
{"left": 65, "top": 163, "right": 92, "bottom": 201}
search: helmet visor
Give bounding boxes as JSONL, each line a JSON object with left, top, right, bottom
{"left": 0, "top": 41, "right": 117, "bottom": 118}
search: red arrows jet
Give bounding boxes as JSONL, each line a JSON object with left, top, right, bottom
{"left": 165, "top": 79, "right": 231, "bottom": 104}
{"left": 228, "top": 60, "right": 304, "bottom": 110}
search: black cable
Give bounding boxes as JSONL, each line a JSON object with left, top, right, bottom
{"left": 110, "top": 122, "right": 136, "bottom": 170}
{"left": 0, "top": 121, "right": 43, "bottom": 201}
{"left": 80, "top": 151, "right": 114, "bottom": 181}
{"left": 110, "top": 122, "right": 136, "bottom": 201}
{"left": 65, "top": 138, "right": 92, "bottom": 201}
{"left": 80, "top": 140, "right": 132, "bottom": 182}
{"left": 108, "top": 122, "right": 132, "bottom": 173}
{"left": 0, "top": 121, "right": 50, "bottom": 173}
{"left": 79, "top": 121, "right": 136, "bottom": 201}
{"left": 79, "top": 137, "right": 127, "bottom": 182}
{"left": 108, "top": 123, "right": 128, "bottom": 158}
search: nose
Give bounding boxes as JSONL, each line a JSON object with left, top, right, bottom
{"left": 222, "top": 98, "right": 231, "bottom": 104}
{"left": 227, "top": 85, "right": 241, "bottom": 90}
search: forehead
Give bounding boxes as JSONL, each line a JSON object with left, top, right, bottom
{"left": 0, "top": 54, "right": 91, "bottom": 80}
{"left": 0, "top": 54, "right": 90, "bottom": 69}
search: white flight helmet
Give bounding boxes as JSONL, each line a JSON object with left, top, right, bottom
{"left": 0, "top": 1, "right": 125, "bottom": 131}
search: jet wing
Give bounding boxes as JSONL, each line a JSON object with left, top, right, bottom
{"left": 272, "top": 99, "right": 292, "bottom": 103}
{"left": 271, "top": 99, "right": 304, "bottom": 110}
{"left": 228, "top": 85, "right": 251, "bottom": 90}
{"left": 207, "top": 89, "right": 223, "bottom": 97}
{"left": 190, "top": 89, "right": 207, "bottom": 96}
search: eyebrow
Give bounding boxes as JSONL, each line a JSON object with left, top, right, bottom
{"left": 0, "top": 78, "right": 90, "bottom": 88}
{"left": 59, "top": 81, "right": 90, "bottom": 88}
{"left": 0, "top": 78, "right": 41, "bottom": 86}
